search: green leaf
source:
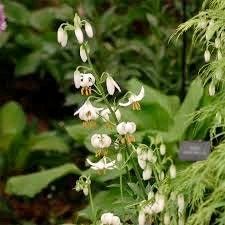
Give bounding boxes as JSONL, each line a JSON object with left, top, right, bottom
{"left": 3, "top": 1, "right": 30, "bottom": 25}
{"left": 0, "top": 31, "right": 10, "bottom": 47}
{"left": 0, "top": 101, "right": 26, "bottom": 136}
{"left": 162, "top": 78, "right": 204, "bottom": 142}
{"left": 15, "top": 51, "right": 42, "bottom": 76}
{"left": 30, "top": 8, "right": 55, "bottom": 31}
{"left": 6, "top": 163, "right": 81, "bottom": 197}
{"left": 28, "top": 132, "right": 69, "bottom": 153}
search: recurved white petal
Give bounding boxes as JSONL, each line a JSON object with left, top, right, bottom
{"left": 74, "top": 70, "right": 81, "bottom": 88}
{"left": 136, "top": 86, "right": 145, "bottom": 101}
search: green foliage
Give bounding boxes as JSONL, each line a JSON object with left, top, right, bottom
{"left": 6, "top": 163, "right": 81, "bottom": 197}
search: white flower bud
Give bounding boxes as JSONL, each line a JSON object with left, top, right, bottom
{"left": 204, "top": 49, "right": 210, "bottom": 62}
{"left": 85, "top": 21, "right": 93, "bottom": 38}
{"left": 177, "top": 194, "right": 185, "bottom": 213}
{"left": 164, "top": 213, "right": 170, "bottom": 225}
{"left": 74, "top": 27, "right": 84, "bottom": 44}
{"left": 215, "top": 112, "right": 222, "bottom": 124}
{"left": 83, "top": 187, "right": 88, "bottom": 196}
{"left": 138, "top": 157, "right": 146, "bottom": 169}
{"left": 160, "top": 171, "right": 165, "bottom": 181}
{"left": 159, "top": 144, "right": 166, "bottom": 155}
{"left": 209, "top": 82, "right": 215, "bottom": 96}
{"left": 169, "top": 164, "right": 176, "bottom": 179}
{"left": 101, "top": 213, "right": 114, "bottom": 224}
{"left": 57, "top": 27, "right": 68, "bottom": 47}
{"left": 143, "top": 166, "right": 152, "bottom": 180}
{"left": 138, "top": 211, "right": 146, "bottom": 225}
{"left": 117, "top": 153, "right": 122, "bottom": 162}
{"left": 106, "top": 75, "right": 121, "bottom": 95}
{"left": 80, "top": 45, "right": 87, "bottom": 62}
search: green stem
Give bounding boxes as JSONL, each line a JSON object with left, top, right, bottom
{"left": 126, "top": 142, "right": 147, "bottom": 199}
{"left": 88, "top": 184, "right": 96, "bottom": 224}
{"left": 120, "top": 172, "right": 124, "bottom": 201}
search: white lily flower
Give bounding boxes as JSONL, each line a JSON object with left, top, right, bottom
{"left": 74, "top": 26, "right": 84, "bottom": 44}
{"left": 138, "top": 157, "right": 146, "bottom": 170}
{"left": 152, "top": 193, "right": 165, "bottom": 213}
{"left": 117, "top": 122, "right": 136, "bottom": 135}
{"left": 101, "top": 212, "right": 121, "bottom": 225}
{"left": 74, "top": 71, "right": 95, "bottom": 95}
{"left": 138, "top": 210, "right": 146, "bottom": 225}
{"left": 85, "top": 21, "right": 93, "bottom": 38}
{"left": 74, "top": 99, "right": 102, "bottom": 127}
{"left": 119, "top": 86, "right": 144, "bottom": 110}
{"left": 117, "top": 121, "right": 136, "bottom": 143}
{"left": 57, "top": 27, "right": 68, "bottom": 47}
{"left": 87, "top": 157, "right": 116, "bottom": 171}
{"left": 106, "top": 75, "right": 121, "bottom": 95}
{"left": 100, "top": 107, "right": 121, "bottom": 122}
{"left": 169, "top": 164, "right": 176, "bottom": 179}
{"left": 80, "top": 45, "right": 87, "bottom": 62}
{"left": 91, "top": 134, "right": 111, "bottom": 156}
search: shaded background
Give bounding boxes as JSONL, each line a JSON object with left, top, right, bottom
{"left": 0, "top": 0, "right": 205, "bottom": 224}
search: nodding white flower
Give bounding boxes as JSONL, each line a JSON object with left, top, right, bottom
{"left": 74, "top": 99, "right": 102, "bottom": 127}
{"left": 138, "top": 157, "right": 147, "bottom": 170}
{"left": 204, "top": 49, "right": 210, "bottom": 62}
{"left": 159, "top": 143, "right": 166, "bottom": 155}
{"left": 169, "top": 164, "right": 176, "bottom": 179}
{"left": 85, "top": 21, "right": 93, "bottom": 38}
{"left": 74, "top": 71, "right": 95, "bottom": 96}
{"left": 106, "top": 75, "right": 121, "bottom": 95}
{"left": 119, "top": 86, "right": 144, "bottom": 110}
{"left": 164, "top": 213, "right": 170, "bottom": 225}
{"left": 91, "top": 134, "right": 111, "bottom": 157}
{"left": 209, "top": 82, "right": 215, "bottom": 96}
{"left": 117, "top": 122, "right": 136, "bottom": 143}
{"left": 101, "top": 212, "right": 121, "bottom": 225}
{"left": 80, "top": 45, "right": 87, "bottom": 62}
{"left": 87, "top": 157, "right": 116, "bottom": 171}
{"left": 117, "top": 122, "right": 136, "bottom": 135}
{"left": 177, "top": 194, "right": 185, "bottom": 213}
{"left": 142, "top": 166, "right": 152, "bottom": 180}
{"left": 138, "top": 211, "right": 146, "bottom": 225}
{"left": 57, "top": 27, "right": 68, "bottom": 47}
{"left": 152, "top": 193, "right": 165, "bottom": 213}
{"left": 74, "top": 26, "right": 84, "bottom": 44}
{"left": 100, "top": 108, "right": 121, "bottom": 122}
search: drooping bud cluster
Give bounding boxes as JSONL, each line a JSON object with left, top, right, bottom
{"left": 74, "top": 175, "right": 91, "bottom": 196}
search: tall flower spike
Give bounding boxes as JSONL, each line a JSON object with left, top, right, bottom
{"left": 117, "top": 121, "right": 136, "bottom": 143}
{"left": 74, "top": 99, "right": 102, "bottom": 127}
{"left": 119, "top": 86, "right": 144, "bottom": 110}
{"left": 57, "top": 27, "right": 68, "bottom": 47}
{"left": 86, "top": 157, "right": 116, "bottom": 171}
{"left": 91, "top": 134, "right": 112, "bottom": 157}
{"left": 106, "top": 75, "right": 121, "bottom": 95}
{"left": 85, "top": 21, "right": 93, "bottom": 38}
{"left": 74, "top": 71, "right": 95, "bottom": 96}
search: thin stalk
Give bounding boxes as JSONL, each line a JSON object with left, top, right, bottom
{"left": 120, "top": 172, "right": 124, "bottom": 201}
{"left": 126, "top": 142, "right": 147, "bottom": 199}
{"left": 88, "top": 184, "right": 96, "bottom": 224}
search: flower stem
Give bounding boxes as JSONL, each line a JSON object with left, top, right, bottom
{"left": 88, "top": 184, "right": 96, "bottom": 224}
{"left": 120, "top": 172, "right": 124, "bottom": 201}
{"left": 126, "top": 142, "right": 147, "bottom": 199}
